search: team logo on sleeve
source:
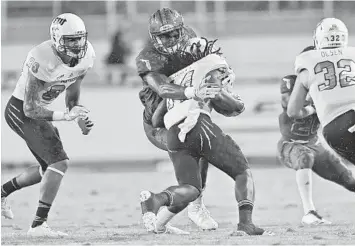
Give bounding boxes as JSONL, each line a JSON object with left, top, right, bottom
{"left": 283, "top": 78, "right": 291, "bottom": 90}
{"left": 140, "top": 59, "right": 151, "bottom": 70}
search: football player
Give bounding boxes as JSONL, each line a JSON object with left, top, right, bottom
{"left": 279, "top": 46, "right": 355, "bottom": 225}
{"left": 136, "top": 8, "right": 232, "bottom": 233}
{"left": 1, "top": 13, "right": 95, "bottom": 237}
{"left": 288, "top": 18, "right": 355, "bottom": 166}
{"left": 140, "top": 37, "right": 272, "bottom": 236}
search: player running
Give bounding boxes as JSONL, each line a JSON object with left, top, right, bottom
{"left": 1, "top": 13, "right": 95, "bottom": 237}
{"left": 140, "top": 37, "right": 272, "bottom": 236}
{"left": 136, "top": 8, "right": 232, "bottom": 232}
{"left": 288, "top": 18, "right": 355, "bottom": 165}
{"left": 278, "top": 54, "right": 355, "bottom": 225}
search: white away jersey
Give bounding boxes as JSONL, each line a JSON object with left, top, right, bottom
{"left": 164, "top": 54, "right": 229, "bottom": 130}
{"left": 295, "top": 47, "right": 355, "bottom": 127}
{"left": 12, "top": 40, "right": 95, "bottom": 106}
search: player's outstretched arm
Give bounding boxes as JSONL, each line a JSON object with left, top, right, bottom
{"left": 23, "top": 73, "right": 56, "bottom": 121}
{"left": 143, "top": 72, "right": 192, "bottom": 100}
{"left": 151, "top": 99, "right": 167, "bottom": 128}
{"left": 65, "top": 74, "right": 85, "bottom": 110}
{"left": 287, "top": 70, "right": 315, "bottom": 119}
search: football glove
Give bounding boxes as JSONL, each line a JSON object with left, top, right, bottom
{"left": 194, "top": 83, "right": 221, "bottom": 101}
{"left": 77, "top": 115, "right": 94, "bottom": 135}
{"left": 66, "top": 105, "right": 90, "bottom": 121}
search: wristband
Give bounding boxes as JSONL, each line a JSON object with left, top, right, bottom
{"left": 52, "top": 111, "right": 69, "bottom": 121}
{"left": 184, "top": 87, "right": 195, "bottom": 99}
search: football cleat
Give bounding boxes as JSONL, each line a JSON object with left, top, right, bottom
{"left": 1, "top": 197, "right": 14, "bottom": 219}
{"left": 155, "top": 223, "right": 190, "bottom": 235}
{"left": 27, "top": 222, "right": 68, "bottom": 237}
{"left": 301, "top": 210, "right": 332, "bottom": 226}
{"left": 232, "top": 223, "right": 274, "bottom": 236}
{"left": 187, "top": 196, "right": 218, "bottom": 230}
{"left": 140, "top": 191, "right": 162, "bottom": 232}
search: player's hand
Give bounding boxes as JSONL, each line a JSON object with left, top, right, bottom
{"left": 221, "top": 68, "right": 236, "bottom": 89}
{"left": 194, "top": 83, "right": 221, "bottom": 101}
{"left": 77, "top": 116, "right": 94, "bottom": 135}
{"left": 65, "top": 105, "right": 90, "bottom": 121}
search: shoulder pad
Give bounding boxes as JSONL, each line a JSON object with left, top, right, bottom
{"left": 294, "top": 51, "right": 312, "bottom": 75}
{"left": 26, "top": 41, "right": 57, "bottom": 82}
{"left": 136, "top": 47, "right": 165, "bottom": 76}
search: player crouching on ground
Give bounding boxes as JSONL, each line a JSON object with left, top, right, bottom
{"left": 139, "top": 37, "right": 273, "bottom": 236}
{"left": 1, "top": 13, "right": 95, "bottom": 237}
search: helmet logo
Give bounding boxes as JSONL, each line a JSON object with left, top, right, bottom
{"left": 53, "top": 17, "right": 67, "bottom": 26}
{"left": 159, "top": 24, "right": 174, "bottom": 32}
{"left": 329, "top": 24, "right": 339, "bottom": 31}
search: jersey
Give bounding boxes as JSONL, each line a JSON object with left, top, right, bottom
{"left": 279, "top": 76, "right": 320, "bottom": 141}
{"left": 295, "top": 46, "right": 355, "bottom": 127}
{"left": 135, "top": 26, "right": 197, "bottom": 125}
{"left": 12, "top": 40, "right": 95, "bottom": 106}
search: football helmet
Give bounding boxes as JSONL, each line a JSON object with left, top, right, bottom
{"left": 50, "top": 13, "right": 88, "bottom": 59}
{"left": 148, "top": 8, "right": 189, "bottom": 55}
{"left": 313, "top": 18, "right": 348, "bottom": 49}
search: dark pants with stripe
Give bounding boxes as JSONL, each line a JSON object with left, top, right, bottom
{"left": 323, "top": 110, "right": 355, "bottom": 165}
{"left": 167, "top": 113, "right": 249, "bottom": 190}
{"left": 4, "top": 96, "right": 69, "bottom": 171}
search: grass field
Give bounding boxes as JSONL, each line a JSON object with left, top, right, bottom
{"left": 2, "top": 165, "right": 355, "bottom": 245}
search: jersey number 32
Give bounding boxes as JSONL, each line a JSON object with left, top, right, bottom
{"left": 314, "top": 59, "right": 355, "bottom": 91}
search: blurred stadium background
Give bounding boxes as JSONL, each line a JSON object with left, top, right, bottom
{"left": 2, "top": 0, "right": 355, "bottom": 168}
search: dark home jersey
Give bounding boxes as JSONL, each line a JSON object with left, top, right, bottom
{"left": 135, "top": 26, "right": 197, "bottom": 125}
{"left": 278, "top": 76, "right": 320, "bottom": 141}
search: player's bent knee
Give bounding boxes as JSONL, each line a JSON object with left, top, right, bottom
{"left": 295, "top": 152, "right": 314, "bottom": 170}
{"left": 47, "top": 159, "right": 69, "bottom": 175}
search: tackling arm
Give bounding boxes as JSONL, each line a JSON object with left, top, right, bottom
{"left": 287, "top": 70, "right": 315, "bottom": 119}
{"left": 23, "top": 73, "right": 55, "bottom": 121}
{"left": 151, "top": 99, "right": 167, "bottom": 128}
{"left": 65, "top": 74, "right": 85, "bottom": 110}
{"left": 142, "top": 72, "right": 193, "bottom": 100}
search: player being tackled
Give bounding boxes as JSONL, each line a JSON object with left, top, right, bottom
{"left": 1, "top": 13, "right": 95, "bottom": 237}
{"left": 140, "top": 37, "right": 273, "bottom": 236}
{"left": 135, "top": 8, "right": 222, "bottom": 232}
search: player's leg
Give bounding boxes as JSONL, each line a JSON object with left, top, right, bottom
{"left": 18, "top": 116, "right": 69, "bottom": 237}
{"left": 2, "top": 98, "right": 43, "bottom": 219}
{"left": 187, "top": 157, "right": 218, "bottom": 230}
{"left": 199, "top": 115, "right": 269, "bottom": 235}
{"left": 143, "top": 120, "right": 217, "bottom": 230}
{"left": 140, "top": 150, "right": 200, "bottom": 234}
{"left": 278, "top": 138, "right": 330, "bottom": 225}
{"left": 322, "top": 110, "right": 355, "bottom": 165}
{"left": 140, "top": 125, "right": 203, "bottom": 234}
{"left": 143, "top": 121, "right": 168, "bottom": 151}
{"left": 312, "top": 141, "right": 355, "bottom": 192}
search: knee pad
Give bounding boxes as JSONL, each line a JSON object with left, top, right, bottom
{"left": 339, "top": 170, "right": 355, "bottom": 192}
{"left": 47, "top": 160, "right": 68, "bottom": 176}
